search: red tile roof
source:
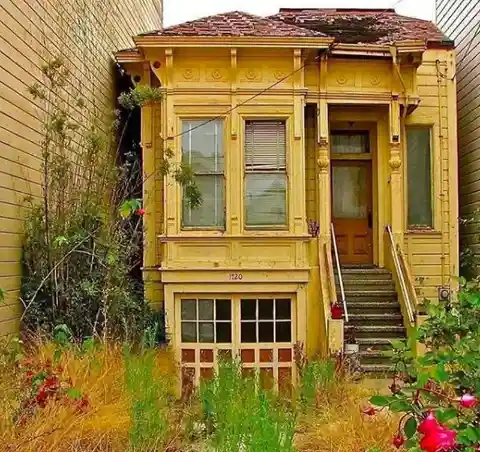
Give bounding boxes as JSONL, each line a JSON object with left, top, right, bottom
{"left": 270, "top": 8, "right": 449, "bottom": 45}
{"left": 140, "top": 11, "right": 327, "bottom": 38}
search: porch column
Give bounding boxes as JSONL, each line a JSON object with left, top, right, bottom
{"left": 389, "top": 96, "right": 403, "bottom": 242}
{"left": 317, "top": 99, "right": 330, "bottom": 240}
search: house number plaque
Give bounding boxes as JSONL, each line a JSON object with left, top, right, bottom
{"left": 229, "top": 273, "right": 243, "bottom": 281}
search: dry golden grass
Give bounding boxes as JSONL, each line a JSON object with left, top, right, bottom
{"left": 0, "top": 342, "right": 178, "bottom": 452}
{"left": 295, "top": 381, "right": 398, "bottom": 452}
{"left": 0, "top": 341, "right": 397, "bottom": 452}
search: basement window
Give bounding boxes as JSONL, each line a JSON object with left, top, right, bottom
{"left": 240, "top": 298, "right": 292, "bottom": 343}
{"left": 181, "top": 298, "right": 232, "bottom": 343}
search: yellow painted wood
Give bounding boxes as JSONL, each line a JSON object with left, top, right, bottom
{"left": 133, "top": 44, "right": 458, "bottom": 360}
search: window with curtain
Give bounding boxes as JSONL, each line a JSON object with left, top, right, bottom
{"left": 244, "top": 120, "right": 287, "bottom": 227}
{"left": 407, "top": 127, "right": 433, "bottom": 228}
{"left": 182, "top": 120, "right": 225, "bottom": 228}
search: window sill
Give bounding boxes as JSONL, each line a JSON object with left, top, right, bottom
{"left": 406, "top": 228, "right": 441, "bottom": 235}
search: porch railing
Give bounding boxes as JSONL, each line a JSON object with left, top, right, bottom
{"left": 385, "top": 225, "right": 416, "bottom": 326}
{"left": 331, "top": 223, "right": 348, "bottom": 323}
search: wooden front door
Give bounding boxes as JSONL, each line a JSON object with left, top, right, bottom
{"left": 332, "top": 160, "right": 373, "bottom": 265}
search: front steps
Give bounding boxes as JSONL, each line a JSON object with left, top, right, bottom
{"left": 335, "top": 266, "right": 406, "bottom": 376}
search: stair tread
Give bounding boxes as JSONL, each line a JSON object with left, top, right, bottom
{"left": 348, "top": 313, "right": 403, "bottom": 320}
{"left": 348, "top": 325, "right": 405, "bottom": 331}
{"left": 345, "top": 289, "right": 397, "bottom": 294}
{"left": 359, "top": 349, "right": 391, "bottom": 357}
{"left": 347, "top": 301, "right": 400, "bottom": 308}
{"left": 357, "top": 338, "right": 399, "bottom": 344}
{"left": 362, "top": 364, "right": 395, "bottom": 373}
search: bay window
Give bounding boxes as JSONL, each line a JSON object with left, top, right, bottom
{"left": 244, "top": 120, "right": 287, "bottom": 227}
{"left": 182, "top": 120, "right": 225, "bottom": 228}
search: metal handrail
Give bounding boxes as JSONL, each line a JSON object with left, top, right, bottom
{"left": 386, "top": 225, "right": 415, "bottom": 325}
{"left": 331, "top": 223, "right": 349, "bottom": 322}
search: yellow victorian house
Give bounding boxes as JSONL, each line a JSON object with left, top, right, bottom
{"left": 116, "top": 8, "right": 458, "bottom": 391}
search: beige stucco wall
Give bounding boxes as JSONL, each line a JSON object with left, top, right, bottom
{"left": 0, "top": 0, "right": 163, "bottom": 335}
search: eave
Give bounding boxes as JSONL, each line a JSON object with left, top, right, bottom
{"left": 330, "top": 40, "right": 427, "bottom": 58}
{"left": 115, "top": 48, "right": 145, "bottom": 64}
{"left": 133, "top": 35, "right": 335, "bottom": 49}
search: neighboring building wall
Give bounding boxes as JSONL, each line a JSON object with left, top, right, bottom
{"left": 436, "top": 0, "right": 480, "bottom": 261}
{"left": 0, "top": 0, "right": 163, "bottom": 335}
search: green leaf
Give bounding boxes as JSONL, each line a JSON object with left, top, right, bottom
{"left": 67, "top": 387, "right": 82, "bottom": 400}
{"left": 416, "top": 372, "right": 430, "bottom": 389}
{"left": 432, "top": 365, "right": 449, "bottom": 383}
{"left": 0, "top": 288, "right": 6, "bottom": 304}
{"left": 404, "top": 417, "right": 417, "bottom": 439}
{"left": 391, "top": 339, "right": 406, "bottom": 350}
{"left": 369, "top": 395, "right": 390, "bottom": 407}
{"left": 390, "top": 400, "right": 412, "bottom": 412}
{"left": 436, "top": 407, "right": 458, "bottom": 423}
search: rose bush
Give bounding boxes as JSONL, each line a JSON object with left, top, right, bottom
{"left": 366, "top": 278, "right": 480, "bottom": 451}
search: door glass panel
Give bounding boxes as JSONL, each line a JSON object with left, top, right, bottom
{"left": 332, "top": 166, "right": 368, "bottom": 219}
{"left": 332, "top": 133, "right": 368, "bottom": 154}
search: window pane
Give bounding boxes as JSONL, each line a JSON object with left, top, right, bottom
{"left": 407, "top": 128, "right": 433, "bottom": 227}
{"left": 181, "top": 322, "right": 197, "bottom": 342}
{"left": 245, "top": 173, "right": 287, "bottom": 226}
{"left": 241, "top": 299, "right": 256, "bottom": 320}
{"left": 241, "top": 322, "right": 257, "bottom": 343}
{"left": 181, "top": 300, "right": 197, "bottom": 321}
{"left": 182, "top": 120, "right": 224, "bottom": 173}
{"left": 258, "top": 299, "right": 274, "bottom": 320}
{"left": 183, "top": 175, "right": 225, "bottom": 228}
{"left": 245, "top": 120, "right": 286, "bottom": 170}
{"left": 332, "top": 166, "right": 368, "bottom": 219}
{"left": 216, "top": 323, "right": 232, "bottom": 343}
{"left": 276, "top": 322, "right": 292, "bottom": 342}
{"left": 331, "top": 133, "right": 369, "bottom": 154}
{"left": 199, "top": 322, "right": 214, "bottom": 343}
{"left": 198, "top": 299, "right": 214, "bottom": 320}
{"left": 259, "top": 322, "right": 274, "bottom": 342}
{"left": 276, "top": 299, "right": 291, "bottom": 320}
{"left": 216, "top": 299, "right": 231, "bottom": 320}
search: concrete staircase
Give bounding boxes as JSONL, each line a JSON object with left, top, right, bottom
{"left": 335, "top": 266, "right": 406, "bottom": 375}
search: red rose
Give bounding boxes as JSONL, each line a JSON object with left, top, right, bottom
{"left": 419, "top": 426, "right": 456, "bottom": 452}
{"left": 136, "top": 208, "right": 145, "bottom": 216}
{"left": 361, "top": 406, "right": 377, "bottom": 416}
{"left": 418, "top": 411, "right": 440, "bottom": 435}
{"left": 393, "top": 434, "right": 405, "bottom": 449}
{"left": 460, "top": 393, "right": 477, "bottom": 408}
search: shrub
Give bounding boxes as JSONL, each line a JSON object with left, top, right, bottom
{"left": 368, "top": 279, "right": 480, "bottom": 451}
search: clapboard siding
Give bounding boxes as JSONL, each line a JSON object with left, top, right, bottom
{"left": 0, "top": 0, "right": 162, "bottom": 335}
{"left": 437, "top": 0, "right": 480, "bottom": 264}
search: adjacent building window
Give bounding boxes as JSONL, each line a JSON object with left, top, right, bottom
{"left": 181, "top": 298, "right": 232, "bottom": 343}
{"left": 182, "top": 120, "right": 225, "bottom": 228}
{"left": 241, "top": 298, "right": 292, "bottom": 343}
{"left": 244, "top": 120, "right": 287, "bottom": 227}
{"left": 407, "top": 127, "right": 433, "bottom": 228}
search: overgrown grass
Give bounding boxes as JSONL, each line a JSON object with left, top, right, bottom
{"left": 0, "top": 339, "right": 397, "bottom": 452}
{"left": 200, "top": 360, "right": 296, "bottom": 452}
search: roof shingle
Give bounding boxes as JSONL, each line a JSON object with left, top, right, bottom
{"left": 140, "top": 11, "right": 327, "bottom": 38}
{"left": 270, "top": 8, "right": 449, "bottom": 45}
